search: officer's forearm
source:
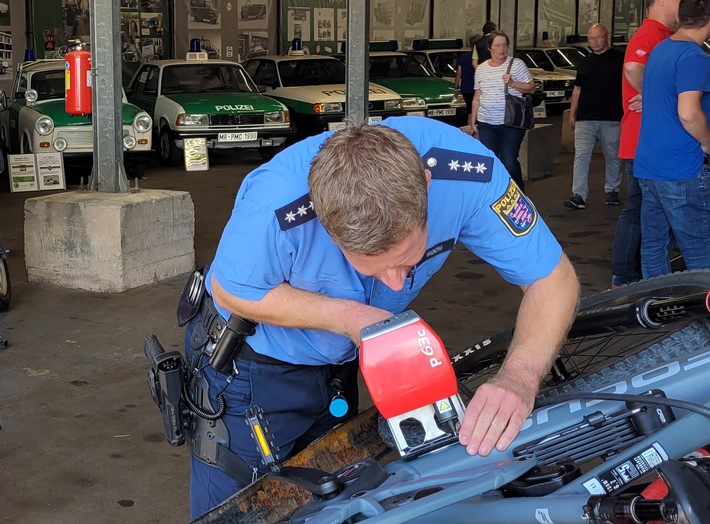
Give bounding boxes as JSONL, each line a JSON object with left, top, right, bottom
{"left": 211, "top": 277, "right": 392, "bottom": 343}
{"left": 498, "top": 253, "right": 579, "bottom": 393}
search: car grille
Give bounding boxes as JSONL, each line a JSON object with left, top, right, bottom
{"left": 543, "top": 80, "right": 570, "bottom": 90}
{"left": 209, "top": 113, "right": 264, "bottom": 125}
{"left": 57, "top": 129, "right": 94, "bottom": 149}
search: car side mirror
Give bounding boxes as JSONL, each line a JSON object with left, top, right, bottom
{"left": 435, "top": 72, "right": 443, "bottom": 78}
{"left": 257, "top": 85, "right": 267, "bottom": 93}
{"left": 0, "top": 89, "right": 6, "bottom": 111}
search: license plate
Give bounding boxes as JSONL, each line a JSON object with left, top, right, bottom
{"left": 329, "top": 116, "right": 383, "bottom": 131}
{"left": 545, "top": 90, "right": 565, "bottom": 98}
{"left": 427, "top": 108, "right": 456, "bottom": 117}
{"left": 218, "top": 132, "right": 258, "bottom": 142}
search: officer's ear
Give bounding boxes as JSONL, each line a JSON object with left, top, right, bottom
{"left": 424, "top": 168, "right": 432, "bottom": 189}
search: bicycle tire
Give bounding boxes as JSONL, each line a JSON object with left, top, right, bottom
{"left": 454, "top": 270, "right": 710, "bottom": 393}
{"left": 0, "top": 256, "right": 10, "bottom": 310}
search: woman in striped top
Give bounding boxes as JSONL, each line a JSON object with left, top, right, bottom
{"left": 470, "top": 30, "right": 535, "bottom": 191}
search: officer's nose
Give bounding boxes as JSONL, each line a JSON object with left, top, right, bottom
{"left": 379, "top": 268, "right": 408, "bottom": 291}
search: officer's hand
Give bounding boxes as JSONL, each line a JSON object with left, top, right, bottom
{"left": 458, "top": 371, "right": 537, "bottom": 456}
{"left": 347, "top": 304, "right": 395, "bottom": 344}
{"left": 569, "top": 115, "right": 576, "bottom": 132}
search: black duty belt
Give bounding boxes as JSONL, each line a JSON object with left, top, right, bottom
{"left": 198, "top": 294, "right": 287, "bottom": 367}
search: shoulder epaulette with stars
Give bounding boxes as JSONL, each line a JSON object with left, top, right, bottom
{"left": 421, "top": 147, "right": 493, "bottom": 182}
{"left": 275, "top": 193, "right": 317, "bottom": 230}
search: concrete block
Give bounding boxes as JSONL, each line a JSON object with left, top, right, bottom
{"left": 521, "top": 123, "right": 559, "bottom": 180}
{"left": 24, "top": 189, "right": 195, "bottom": 292}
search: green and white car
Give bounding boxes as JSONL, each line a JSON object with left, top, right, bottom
{"left": 242, "top": 54, "right": 405, "bottom": 139}
{"left": 356, "top": 46, "right": 466, "bottom": 126}
{"left": 126, "top": 53, "right": 293, "bottom": 165}
{"left": 406, "top": 38, "right": 468, "bottom": 83}
{"left": 0, "top": 59, "right": 153, "bottom": 175}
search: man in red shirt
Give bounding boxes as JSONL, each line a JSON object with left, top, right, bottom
{"left": 611, "top": 0, "right": 678, "bottom": 287}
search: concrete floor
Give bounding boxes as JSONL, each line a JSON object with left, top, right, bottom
{"left": 0, "top": 119, "right": 622, "bottom": 523}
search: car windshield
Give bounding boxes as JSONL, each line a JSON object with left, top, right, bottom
{"left": 27, "top": 70, "right": 65, "bottom": 101}
{"left": 428, "top": 51, "right": 463, "bottom": 77}
{"left": 516, "top": 50, "right": 555, "bottom": 71}
{"left": 160, "top": 64, "right": 256, "bottom": 94}
{"left": 369, "top": 55, "right": 431, "bottom": 79}
{"left": 548, "top": 48, "right": 587, "bottom": 69}
{"left": 277, "top": 59, "right": 346, "bottom": 87}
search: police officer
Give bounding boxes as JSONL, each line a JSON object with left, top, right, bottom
{"left": 186, "top": 116, "right": 579, "bottom": 518}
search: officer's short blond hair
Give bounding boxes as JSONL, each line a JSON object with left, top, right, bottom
{"left": 309, "top": 119, "right": 428, "bottom": 255}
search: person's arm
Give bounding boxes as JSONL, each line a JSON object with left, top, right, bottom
{"left": 625, "top": 61, "right": 645, "bottom": 112}
{"left": 624, "top": 61, "right": 645, "bottom": 92}
{"left": 458, "top": 253, "right": 579, "bottom": 455}
{"left": 469, "top": 89, "right": 481, "bottom": 135}
{"left": 568, "top": 86, "right": 581, "bottom": 132}
{"left": 678, "top": 90, "right": 710, "bottom": 153}
{"left": 472, "top": 46, "right": 479, "bottom": 68}
{"left": 454, "top": 65, "right": 463, "bottom": 91}
{"left": 211, "top": 276, "right": 393, "bottom": 344}
{"left": 502, "top": 75, "right": 535, "bottom": 94}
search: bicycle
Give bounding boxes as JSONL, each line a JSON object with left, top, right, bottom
{"left": 193, "top": 271, "right": 710, "bottom": 524}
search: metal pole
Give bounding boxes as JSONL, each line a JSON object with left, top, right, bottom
{"left": 345, "top": 0, "right": 370, "bottom": 122}
{"left": 88, "top": 0, "right": 128, "bottom": 193}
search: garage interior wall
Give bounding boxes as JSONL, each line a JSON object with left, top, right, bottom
{"left": 9, "top": 0, "right": 645, "bottom": 86}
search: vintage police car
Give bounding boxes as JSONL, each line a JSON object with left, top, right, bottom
{"left": 406, "top": 38, "right": 468, "bottom": 83}
{"left": 0, "top": 59, "right": 153, "bottom": 174}
{"left": 513, "top": 49, "right": 576, "bottom": 105}
{"left": 126, "top": 52, "right": 293, "bottom": 165}
{"left": 242, "top": 53, "right": 404, "bottom": 139}
{"left": 336, "top": 42, "right": 466, "bottom": 127}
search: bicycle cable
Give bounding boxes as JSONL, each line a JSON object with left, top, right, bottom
{"left": 536, "top": 392, "right": 710, "bottom": 418}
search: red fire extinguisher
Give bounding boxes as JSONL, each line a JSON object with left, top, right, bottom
{"left": 65, "top": 45, "right": 92, "bottom": 116}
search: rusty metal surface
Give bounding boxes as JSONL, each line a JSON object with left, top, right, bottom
{"left": 193, "top": 406, "right": 388, "bottom": 524}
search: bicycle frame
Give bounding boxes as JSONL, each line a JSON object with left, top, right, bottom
{"left": 295, "top": 332, "right": 710, "bottom": 523}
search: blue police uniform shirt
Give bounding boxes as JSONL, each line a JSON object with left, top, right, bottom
{"left": 207, "top": 116, "right": 562, "bottom": 366}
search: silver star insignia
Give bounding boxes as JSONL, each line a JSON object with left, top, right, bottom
{"left": 462, "top": 161, "right": 473, "bottom": 173}
{"left": 427, "top": 157, "right": 437, "bottom": 168}
{"left": 448, "top": 159, "right": 460, "bottom": 171}
{"left": 308, "top": 201, "right": 314, "bottom": 209}
{"left": 474, "top": 162, "right": 487, "bottom": 174}
{"left": 297, "top": 205, "right": 308, "bottom": 216}
{"left": 285, "top": 212, "right": 297, "bottom": 222}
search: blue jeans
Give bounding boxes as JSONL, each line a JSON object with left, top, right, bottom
{"left": 185, "top": 315, "right": 358, "bottom": 519}
{"left": 572, "top": 120, "right": 622, "bottom": 201}
{"left": 477, "top": 121, "right": 527, "bottom": 192}
{"left": 638, "top": 167, "right": 710, "bottom": 279}
{"left": 611, "top": 159, "right": 642, "bottom": 286}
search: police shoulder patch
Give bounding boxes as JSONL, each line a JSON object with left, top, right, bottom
{"left": 275, "top": 193, "right": 317, "bottom": 231}
{"left": 421, "top": 147, "right": 493, "bottom": 183}
{"left": 491, "top": 180, "right": 538, "bottom": 236}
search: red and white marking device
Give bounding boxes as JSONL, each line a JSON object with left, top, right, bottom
{"left": 360, "top": 310, "right": 466, "bottom": 459}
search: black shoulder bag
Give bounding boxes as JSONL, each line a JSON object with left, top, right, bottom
{"left": 503, "top": 58, "right": 535, "bottom": 130}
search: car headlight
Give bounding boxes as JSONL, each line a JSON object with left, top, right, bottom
{"left": 401, "top": 97, "right": 426, "bottom": 109}
{"left": 564, "top": 80, "right": 571, "bottom": 88}
{"left": 175, "top": 113, "right": 209, "bottom": 126}
{"left": 35, "top": 116, "right": 54, "bottom": 136}
{"left": 264, "top": 111, "right": 285, "bottom": 123}
{"left": 384, "top": 99, "right": 402, "bottom": 110}
{"left": 134, "top": 113, "right": 152, "bottom": 132}
{"left": 53, "top": 137, "right": 68, "bottom": 152}
{"left": 123, "top": 134, "right": 137, "bottom": 150}
{"left": 313, "top": 102, "right": 343, "bottom": 113}
{"left": 534, "top": 80, "right": 544, "bottom": 92}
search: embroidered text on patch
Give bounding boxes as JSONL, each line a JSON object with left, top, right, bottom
{"left": 491, "top": 180, "right": 538, "bottom": 236}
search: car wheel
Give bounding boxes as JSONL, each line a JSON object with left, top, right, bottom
{"left": 158, "top": 126, "right": 182, "bottom": 167}
{"left": 0, "top": 67, "right": 5, "bottom": 75}
{"left": 286, "top": 111, "right": 302, "bottom": 145}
